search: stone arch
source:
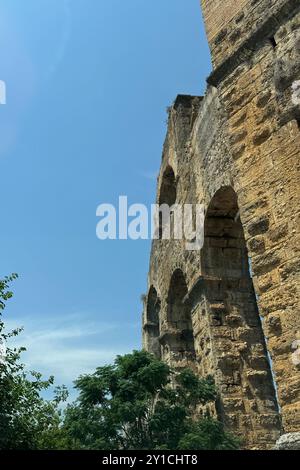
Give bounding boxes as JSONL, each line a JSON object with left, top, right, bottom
{"left": 202, "top": 186, "right": 248, "bottom": 278}
{"left": 143, "top": 286, "right": 161, "bottom": 358}
{"left": 159, "top": 165, "right": 177, "bottom": 206}
{"left": 200, "top": 185, "right": 280, "bottom": 446}
{"left": 160, "top": 269, "right": 196, "bottom": 367}
{"left": 158, "top": 165, "right": 177, "bottom": 239}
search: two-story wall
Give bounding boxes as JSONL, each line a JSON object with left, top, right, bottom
{"left": 143, "top": 0, "right": 300, "bottom": 449}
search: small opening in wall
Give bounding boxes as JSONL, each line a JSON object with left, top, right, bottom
{"left": 296, "top": 118, "right": 300, "bottom": 131}
{"left": 269, "top": 36, "right": 277, "bottom": 48}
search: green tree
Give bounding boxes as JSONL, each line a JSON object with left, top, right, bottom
{"left": 0, "top": 274, "right": 68, "bottom": 450}
{"left": 62, "top": 350, "right": 240, "bottom": 450}
{"left": 0, "top": 274, "right": 239, "bottom": 450}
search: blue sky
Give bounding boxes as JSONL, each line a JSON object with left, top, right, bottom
{"left": 0, "top": 0, "right": 211, "bottom": 394}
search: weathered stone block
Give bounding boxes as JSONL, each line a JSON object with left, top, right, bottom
{"left": 247, "top": 215, "right": 270, "bottom": 237}
{"left": 248, "top": 236, "right": 266, "bottom": 253}
{"left": 274, "top": 432, "right": 300, "bottom": 450}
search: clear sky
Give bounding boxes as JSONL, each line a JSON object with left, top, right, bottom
{"left": 0, "top": 0, "right": 211, "bottom": 395}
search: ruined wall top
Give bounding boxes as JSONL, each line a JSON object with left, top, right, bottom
{"left": 201, "top": 0, "right": 249, "bottom": 47}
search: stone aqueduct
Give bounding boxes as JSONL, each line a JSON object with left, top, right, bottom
{"left": 142, "top": 0, "right": 300, "bottom": 449}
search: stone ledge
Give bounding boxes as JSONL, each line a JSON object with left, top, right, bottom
{"left": 207, "top": 0, "right": 300, "bottom": 87}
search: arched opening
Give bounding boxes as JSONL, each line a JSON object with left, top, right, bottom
{"left": 158, "top": 166, "right": 177, "bottom": 239}
{"left": 159, "top": 166, "right": 176, "bottom": 207}
{"left": 161, "top": 269, "right": 195, "bottom": 366}
{"left": 202, "top": 186, "right": 249, "bottom": 279}
{"left": 201, "top": 186, "right": 280, "bottom": 445}
{"left": 144, "top": 286, "right": 161, "bottom": 358}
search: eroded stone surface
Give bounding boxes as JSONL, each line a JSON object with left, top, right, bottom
{"left": 274, "top": 433, "right": 300, "bottom": 450}
{"left": 142, "top": 0, "right": 300, "bottom": 450}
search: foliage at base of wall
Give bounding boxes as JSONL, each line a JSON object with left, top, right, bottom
{"left": 0, "top": 275, "right": 240, "bottom": 451}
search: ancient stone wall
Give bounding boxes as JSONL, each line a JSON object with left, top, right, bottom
{"left": 143, "top": 0, "right": 300, "bottom": 449}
